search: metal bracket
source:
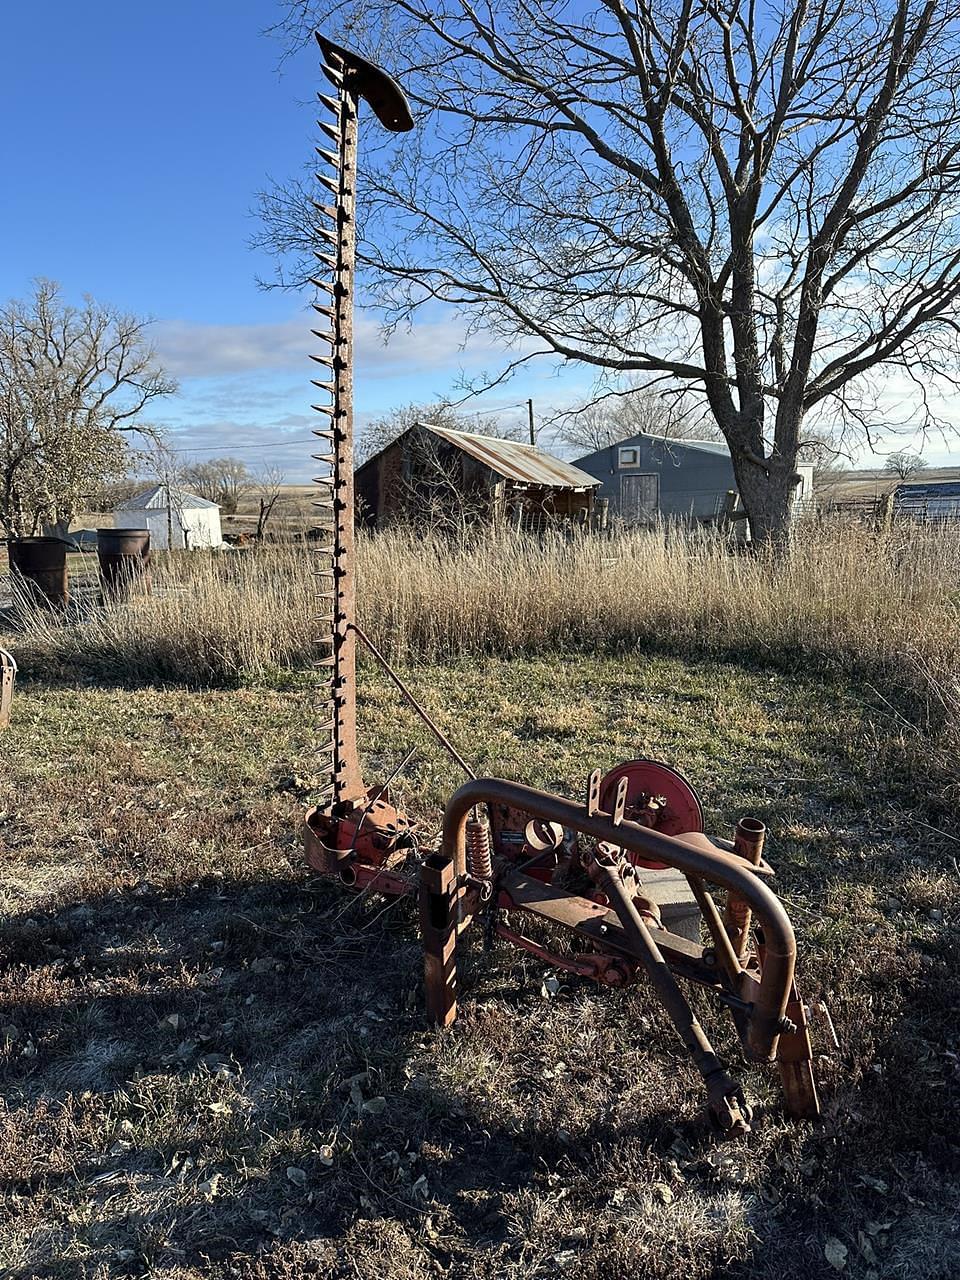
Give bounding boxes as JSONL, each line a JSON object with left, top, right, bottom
{"left": 0, "top": 650, "right": 16, "bottom": 730}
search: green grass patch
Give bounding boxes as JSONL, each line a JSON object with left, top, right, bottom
{"left": 0, "top": 655, "right": 957, "bottom": 1278}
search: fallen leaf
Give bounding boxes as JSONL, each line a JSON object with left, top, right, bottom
{"left": 858, "top": 1174, "right": 889, "bottom": 1194}
{"left": 286, "top": 1166, "right": 307, "bottom": 1186}
{"left": 857, "top": 1230, "right": 878, "bottom": 1265}
{"left": 825, "top": 1237, "right": 848, "bottom": 1270}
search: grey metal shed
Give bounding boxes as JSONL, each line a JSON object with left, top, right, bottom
{"left": 574, "top": 432, "right": 814, "bottom": 525}
{"left": 893, "top": 480, "right": 960, "bottom": 521}
{"left": 573, "top": 433, "right": 737, "bottom": 523}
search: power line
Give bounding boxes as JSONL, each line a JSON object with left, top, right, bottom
{"left": 157, "top": 437, "right": 317, "bottom": 454}
{"left": 157, "top": 406, "right": 531, "bottom": 456}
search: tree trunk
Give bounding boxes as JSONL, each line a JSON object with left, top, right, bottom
{"left": 733, "top": 457, "right": 796, "bottom": 551}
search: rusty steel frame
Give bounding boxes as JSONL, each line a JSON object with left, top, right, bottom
{"left": 302, "top": 34, "right": 820, "bottom": 1131}
{"left": 441, "top": 781, "right": 795, "bottom": 1050}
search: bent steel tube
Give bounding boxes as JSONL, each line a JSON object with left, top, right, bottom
{"left": 442, "top": 778, "right": 796, "bottom": 1060}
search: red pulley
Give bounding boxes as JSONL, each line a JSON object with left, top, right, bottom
{"left": 598, "top": 759, "right": 704, "bottom": 869}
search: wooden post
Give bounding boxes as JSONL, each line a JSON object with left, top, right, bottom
{"left": 877, "top": 490, "right": 894, "bottom": 534}
{"left": 719, "top": 490, "right": 738, "bottom": 530}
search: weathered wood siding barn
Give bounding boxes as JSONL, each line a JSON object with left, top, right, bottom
{"left": 356, "top": 423, "right": 600, "bottom": 529}
{"left": 574, "top": 432, "right": 814, "bottom": 524}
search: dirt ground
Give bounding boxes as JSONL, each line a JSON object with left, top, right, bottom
{"left": 0, "top": 654, "right": 958, "bottom": 1279}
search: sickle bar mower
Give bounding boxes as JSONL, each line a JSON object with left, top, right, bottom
{"left": 302, "top": 34, "right": 820, "bottom": 1134}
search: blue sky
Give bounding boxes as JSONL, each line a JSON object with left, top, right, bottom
{"left": 0, "top": 2, "right": 955, "bottom": 477}
{"left": 0, "top": 0, "right": 580, "bottom": 480}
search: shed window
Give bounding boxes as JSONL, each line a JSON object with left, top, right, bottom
{"left": 618, "top": 447, "right": 638, "bottom": 467}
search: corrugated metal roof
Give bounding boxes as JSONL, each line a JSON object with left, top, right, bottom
{"left": 894, "top": 480, "right": 960, "bottom": 514}
{"left": 572, "top": 431, "right": 731, "bottom": 468}
{"left": 643, "top": 433, "right": 730, "bottom": 456}
{"left": 120, "top": 485, "right": 221, "bottom": 511}
{"left": 422, "top": 424, "right": 600, "bottom": 489}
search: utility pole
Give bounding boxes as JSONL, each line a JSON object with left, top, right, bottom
{"left": 527, "top": 398, "right": 536, "bottom": 446}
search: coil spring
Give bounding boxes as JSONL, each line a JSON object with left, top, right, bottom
{"left": 466, "top": 816, "right": 493, "bottom": 882}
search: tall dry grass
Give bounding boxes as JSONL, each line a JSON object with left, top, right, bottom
{"left": 361, "top": 523, "right": 960, "bottom": 814}
{"left": 3, "top": 522, "right": 958, "bottom": 805}
{"left": 3, "top": 547, "right": 315, "bottom": 686}
{"left": 361, "top": 521, "right": 960, "bottom": 673}
{"left": 3, "top": 523, "right": 959, "bottom": 683}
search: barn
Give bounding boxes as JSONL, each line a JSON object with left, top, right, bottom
{"left": 574, "top": 432, "right": 814, "bottom": 524}
{"left": 355, "top": 423, "right": 600, "bottom": 530}
{"left": 893, "top": 480, "right": 960, "bottom": 521}
{"left": 114, "top": 485, "right": 223, "bottom": 550}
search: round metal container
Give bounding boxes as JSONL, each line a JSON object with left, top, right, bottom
{"left": 7, "top": 537, "right": 69, "bottom": 607}
{"left": 97, "top": 527, "right": 152, "bottom": 600}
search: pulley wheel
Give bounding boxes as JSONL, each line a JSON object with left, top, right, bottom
{"left": 598, "top": 759, "right": 704, "bottom": 869}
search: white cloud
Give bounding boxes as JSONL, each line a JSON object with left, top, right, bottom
{"left": 154, "top": 310, "right": 514, "bottom": 379}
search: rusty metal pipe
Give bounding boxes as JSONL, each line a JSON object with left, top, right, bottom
{"left": 351, "top": 622, "right": 476, "bottom": 780}
{"left": 442, "top": 779, "right": 795, "bottom": 1061}
{"left": 684, "top": 873, "right": 743, "bottom": 984}
{"left": 724, "top": 818, "right": 766, "bottom": 961}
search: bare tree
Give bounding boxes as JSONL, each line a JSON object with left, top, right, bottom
{"left": 357, "top": 400, "right": 521, "bottom": 463}
{"left": 386, "top": 424, "right": 503, "bottom": 533}
{"left": 356, "top": 404, "right": 531, "bottom": 529}
{"left": 358, "top": 401, "right": 464, "bottom": 464}
{"left": 883, "top": 449, "right": 928, "bottom": 482}
{"left": 560, "top": 377, "right": 721, "bottom": 453}
{"left": 0, "top": 280, "right": 175, "bottom": 537}
{"left": 254, "top": 465, "right": 285, "bottom": 538}
{"left": 85, "top": 475, "right": 143, "bottom": 512}
{"left": 265, "top": 1, "right": 960, "bottom": 546}
{"left": 132, "top": 432, "right": 190, "bottom": 550}
{"left": 181, "top": 456, "right": 254, "bottom": 514}
{"left": 180, "top": 460, "right": 222, "bottom": 503}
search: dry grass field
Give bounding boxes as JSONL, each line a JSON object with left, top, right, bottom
{"left": 828, "top": 466, "right": 960, "bottom": 502}
{"left": 1, "top": 525, "right": 959, "bottom": 1279}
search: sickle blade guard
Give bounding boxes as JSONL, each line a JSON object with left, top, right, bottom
{"left": 315, "top": 33, "right": 415, "bottom": 132}
{"left": 308, "top": 37, "right": 411, "bottom": 809}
